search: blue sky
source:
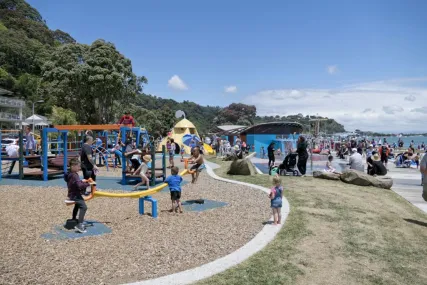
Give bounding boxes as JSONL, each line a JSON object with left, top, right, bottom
{"left": 27, "top": 0, "right": 427, "bottom": 131}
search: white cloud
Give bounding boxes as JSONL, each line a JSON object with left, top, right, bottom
{"left": 327, "top": 65, "right": 339, "bottom": 75}
{"left": 224, "top": 86, "right": 237, "bottom": 93}
{"left": 168, "top": 75, "right": 188, "bottom": 91}
{"left": 242, "top": 77, "right": 427, "bottom": 132}
{"left": 382, "top": 105, "right": 404, "bottom": 114}
{"left": 404, "top": 94, "right": 416, "bottom": 101}
{"left": 411, "top": 106, "right": 427, "bottom": 114}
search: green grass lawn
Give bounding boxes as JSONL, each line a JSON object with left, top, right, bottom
{"left": 198, "top": 157, "right": 427, "bottom": 285}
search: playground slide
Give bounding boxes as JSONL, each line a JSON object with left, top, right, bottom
{"left": 94, "top": 169, "right": 189, "bottom": 198}
{"left": 203, "top": 143, "right": 214, "bottom": 155}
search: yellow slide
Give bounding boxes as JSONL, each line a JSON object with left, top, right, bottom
{"left": 203, "top": 143, "right": 214, "bottom": 155}
{"left": 94, "top": 170, "right": 189, "bottom": 199}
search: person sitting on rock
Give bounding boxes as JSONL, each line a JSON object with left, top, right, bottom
{"left": 348, "top": 148, "right": 364, "bottom": 172}
{"left": 369, "top": 153, "right": 387, "bottom": 176}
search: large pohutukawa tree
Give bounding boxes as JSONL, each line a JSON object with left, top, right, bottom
{"left": 41, "top": 39, "right": 147, "bottom": 124}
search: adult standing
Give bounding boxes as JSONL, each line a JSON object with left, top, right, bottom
{"left": 80, "top": 136, "right": 98, "bottom": 181}
{"left": 267, "top": 142, "right": 275, "bottom": 168}
{"left": 296, "top": 136, "right": 309, "bottom": 177}
{"left": 379, "top": 143, "right": 390, "bottom": 169}
{"left": 420, "top": 151, "right": 427, "bottom": 201}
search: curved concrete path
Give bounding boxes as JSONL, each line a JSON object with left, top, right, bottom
{"left": 127, "top": 160, "right": 290, "bottom": 285}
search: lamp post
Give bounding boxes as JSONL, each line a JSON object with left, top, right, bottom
{"left": 32, "top": 100, "right": 44, "bottom": 132}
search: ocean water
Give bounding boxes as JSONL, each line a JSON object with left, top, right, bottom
{"left": 369, "top": 136, "right": 427, "bottom": 147}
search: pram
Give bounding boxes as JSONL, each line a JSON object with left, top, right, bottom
{"left": 395, "top": 153, "right": 411, "bottom": 168}
{"left": 270, "top": 152, "right": 299, "bottom": 176}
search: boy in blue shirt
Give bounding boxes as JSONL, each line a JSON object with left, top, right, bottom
{"left": 165, "top": 166, "right": 183, "bottom": 213}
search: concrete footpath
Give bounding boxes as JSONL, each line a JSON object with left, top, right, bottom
{"left": 386, "top": 164, "right": 427, "bottom": 214}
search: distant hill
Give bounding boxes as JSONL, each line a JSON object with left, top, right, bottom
{"left": 0, "top": 0, "right": 346, "bottom": 136}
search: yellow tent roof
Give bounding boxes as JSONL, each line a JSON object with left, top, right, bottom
{"left": 174, "top": 118, "right": 196, "bottom": 129}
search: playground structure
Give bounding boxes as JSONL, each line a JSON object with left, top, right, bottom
{"left": 0, "top": 129, "right": 24, "bottom": 181}
{"left": 0, "top": 96, "right": 25, "bottom": 182}
{"left": 120, "top": 127, "right": 166, "bottom": 186}
{"left": 65, "top": 169, "right": 190, "bottom": 218}
{"left": 1, "top": 124, "right": 151, "bottom": 181}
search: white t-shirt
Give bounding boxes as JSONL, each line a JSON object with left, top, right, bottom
{"left": 131, "top": 149, "right": 142, "bottom": 160}
{"left": 349, "top": 152, "right": 364, "bottom": 172}
{"left": 6, "top": 145, "right": 19, "bottom": 157}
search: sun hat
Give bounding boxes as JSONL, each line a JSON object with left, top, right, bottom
{"left": 372, "top": 153, "right": 380, "bottom": 161}
{"left": 351, "top": 148, "right": 357, "bottom": 153}
{"left": 143, "top": 155, "right": 152, "bottom": 162}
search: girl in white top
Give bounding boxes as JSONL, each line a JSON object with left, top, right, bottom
{"left": 325, "top": 155, "right": 336, "bottom": 173}
{"left": 133, "top": 155, "right": 151, "bottom": 190}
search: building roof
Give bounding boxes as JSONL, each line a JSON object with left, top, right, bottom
{"left": 242, "top": 122, "right": 303, "bottom": 135}
{"left": 174, "top": 118, "right": 196, "bottom": 129}
{"left": 0, "top": 88, "right": 13, "bottom": 96}
{"left": 216, "top": 125, "right": 246, "bottom": 131}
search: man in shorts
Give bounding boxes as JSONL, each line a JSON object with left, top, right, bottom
{"left": 379, "top": 144, "right": 390, "bottom": 169}
{"left": 80, "top": 136, "right": 98, "bottom": 181}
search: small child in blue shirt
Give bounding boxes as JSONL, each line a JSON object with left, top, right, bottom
{"left": 165, "top": 166, "right": 183, "bottom": 213}
{"left": 269, "top": 175, "right": 283, "bottom": 225}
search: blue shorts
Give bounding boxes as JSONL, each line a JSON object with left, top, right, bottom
{"left": 271, "top": 200, "right": 282, "bottom": 208}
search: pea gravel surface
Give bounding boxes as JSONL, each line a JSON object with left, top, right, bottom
{"left": 0, "top": 165, "right": 270, "bottom": 285}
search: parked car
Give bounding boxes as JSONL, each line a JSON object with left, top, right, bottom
{"left": 1, "top": 137, "right": 18, "bottom": 155}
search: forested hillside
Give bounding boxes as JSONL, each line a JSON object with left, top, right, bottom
{"left": 0, "top": 0, "right": 345, "bottom": 135}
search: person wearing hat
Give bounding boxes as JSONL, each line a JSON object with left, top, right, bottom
{"left": 133, "top": 154, "right": 152, "bottom": 190}
{"left": 369, "top": 153, "right": 387, "bottom": 176}
{"left": 348, "top": 148, "right": 364, "bottom": 172}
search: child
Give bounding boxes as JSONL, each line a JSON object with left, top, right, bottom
{"left": 261, "top": 146, "right": 266, "bottom": 159}
{"left": 269, "top": 175, "right": 283, "bottom": 225}
{"left": 324, "top": 155, "right": 336, "bottom": 173}
{"left": 165, "top": 166, "right": 183, "bottom": 213}
{"left": 64, "top": 159, "right": 93, "bottom": 233}
{"left": 189, "top": 146, "right": 204, "bottom": 183}
{"left": 25, "top": 126, "right": 36, "bottom": 155}
{"left": 180, "top": 144, "right": 185, "bottom": 159}
{"left": 169, "top": 139, "right": 176, "bottom": 168}
{"left": 133, "top": 155, "right": 151, "bottom": 190}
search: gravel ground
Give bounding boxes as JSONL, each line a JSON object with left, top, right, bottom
{"left": 0, "top": 158, "right": 270, "bottom": 285}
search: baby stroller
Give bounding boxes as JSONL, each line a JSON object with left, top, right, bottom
{"left": 270, "top": 152, "right": 299, "bottom": 176}
{"left": 395, "top": 153, "right": 411, "bottom": 168}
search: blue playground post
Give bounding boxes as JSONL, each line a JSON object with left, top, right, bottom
{"left": 138, "top": 196, "right": 158, "bottom": 218}
{"left": 62, "top": 131, "right": 68, "bottom": 175}
{"left": 42, "top": 128, "right": 69, "bottom": 181}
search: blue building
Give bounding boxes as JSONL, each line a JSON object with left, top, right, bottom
{"left": 212, "top": 122, "right": 303, "bottom": 156}
{"left": 241, "top": 122, "right": 303, "bottom": 156}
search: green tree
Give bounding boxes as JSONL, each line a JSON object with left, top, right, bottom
{"left": 50, "top": 106, "right": 77, "bottom": 125}
{"left": 0, "top": 67, "right": 16, "bottom": 90}
{"left": 42, "top": 40, "right": 144, "bottom": 124}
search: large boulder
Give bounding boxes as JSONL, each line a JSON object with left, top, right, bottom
{"left": 340, "top": 170, "right": 393, "bottom": 189}
{"left": 227, "top": 158, "right": 257, "bottom": 176}
{"left": 313, "top": 170, "right": 341, "bottom": 181}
